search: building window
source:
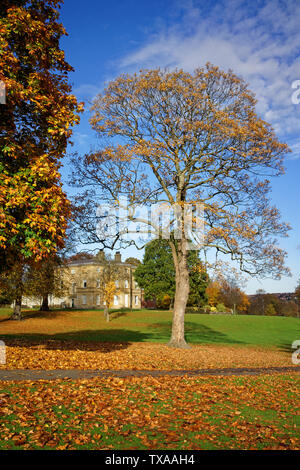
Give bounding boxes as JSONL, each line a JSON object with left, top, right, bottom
{"left": 82, "top": 295, "right": 87, "bottom": 305}
{"left": 125, "top": 279, "right": 129, "bottom": 288}
{"left": 134, "top": 281, "right": 138, "bottom": 288}
{"left": 83, "top": 280, "right": 87, "bottom": 288}
{"left": 96, "top": 295, "right": 100, "bottom": 306}
{"left": 97, "top": 267, "right": 100, "bottom": 273}
{"left": 115, "top": 280, "right": 119, "bottom": 288}
{"left": 71, "top": 269, "right": 75, "bottom": 275}
{"left": 114, "top": 295, "right": 119, "bottom": 306}
{"left": 97, "top": 279, "right": 100, "bottom": 288}
{"left": 134, "top": 295, "right": 139, "bottom": 306}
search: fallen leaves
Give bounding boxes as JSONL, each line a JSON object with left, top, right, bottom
{"left": 0, "top": 311, "right": 298, "bottom": 449}
{"left": 0, "top": 339, "right": 296, "bottom": 371}
{"left": 0, "top": 374, "right": 299, "bottom": 450}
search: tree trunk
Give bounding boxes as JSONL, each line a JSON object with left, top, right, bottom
{"left": 11, "top": 295, "right": 22, "bottom": 321}
{"left": 104, "top": 305, "right": 110, "bottom": 322}
{"left": 11, "top": 267, "right": 23, "bottom": 321}
{"left": 168, "top": 241, "right": 190, "bottom": 348}
{"left": 40, "top": 295, "right": 49, "bottom": 311}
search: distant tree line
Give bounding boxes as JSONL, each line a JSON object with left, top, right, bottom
{"left": 248, "top": 289, "right": 299, "bottom": 317}
{"left": 1, "top": 243, "right": 299, "bottom": 319}
{"left": 134, "top": 240, "right": 299, "bottom": 317}
{"left": 0, "top": 254, "right": 67, "bottom": 314}
{"left": 205, "top": 277, "right": 249, "bottom": 314}
{"left": 205, "top": 281, "right": 299, "bottom": 317}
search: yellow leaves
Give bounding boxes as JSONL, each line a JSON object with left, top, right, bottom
{"left": 237, "top": 292, "right": 250, "bottom": 313}
{"left": 0, "top": 338, "right": 295, "bottom": 371}
{"left": 206, "top": 281, "right": 221, "bottom": 307}
{"left": 0, "top": 150, "right": 70, "bottom": 257}
{"left": 104, "top": 281, "right": 117, "bottom": 309}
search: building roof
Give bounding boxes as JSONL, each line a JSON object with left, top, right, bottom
{"left": 67, "top": 259, "right": 135, "bottom": 268}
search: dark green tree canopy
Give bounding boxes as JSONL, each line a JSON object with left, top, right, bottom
{"left": 134, "top": 239, "right": 209, "bottom": 308}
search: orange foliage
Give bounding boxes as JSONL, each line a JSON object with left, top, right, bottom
{"left": 0, "top": 1, "right": 82, "bottom": 262}
{"left": 206, "top": 281, "right": 221, "bottom": 307}
{"left": 237, "top": 292, "right": 250, "bottom": 313}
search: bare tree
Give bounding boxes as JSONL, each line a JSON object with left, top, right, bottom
{"left": 26, "top": 255, "right": 69, "bottom": 311}
{"left": 70, "top": 64, "right": 290, "bottom": 348}
{"left": 0, "top": 261, "right": 25, "bottom": 320}
{"left": 99, "top": 254, "right": 128, "bottom": 322}
{"left": 295, "top": 280, "right": 300, "bottom": 318}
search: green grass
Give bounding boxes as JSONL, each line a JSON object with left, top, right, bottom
{"left": 0, "top": 307, "right": 299, "bottom": 348}
{"left": 0, "top": 307, "right": 13, "bottom": 317}
{"left": 1, "top": 308, "right": 299, "bottom": 450}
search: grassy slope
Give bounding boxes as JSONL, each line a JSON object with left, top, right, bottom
{"left": 0, "top": 308, "right": 298, "bottom": 348}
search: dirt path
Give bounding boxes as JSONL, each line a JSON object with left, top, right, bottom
{"left": 0, "top": 366, "right": 299, "bottom": 382}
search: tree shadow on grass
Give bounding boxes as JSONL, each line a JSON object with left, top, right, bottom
{"left": 149, "top": 321, "right": 245, "bottom": 345}
{"left": 23, "top": 310, "right": 68, "bottom": 320}
{"left": 277, "top": 341, "right": 299, "bottom": 356}
{"left": 0, "top": 322, "right": 246, "bottom": 350}
{"left": 110, "top": 308, "right": 131, "bottom": 320}
{"left": 0, "top": 330, "right": 152, "bottom": 353}
{"left": 0, "top": 308, "right": 133, "bottom": 324}
{"left": 0, "top": 309, "right": 67, "bottom": 323}
{"left": 276, "top": 321, "right": 300, "bottom": 355}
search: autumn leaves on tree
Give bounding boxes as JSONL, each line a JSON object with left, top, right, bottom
{"left": 0, "top": 1, "right": 82, "bottom": 317}
{"left": 71, "top": 65, "right": 290, "bottom": 347}
{"left": 0, "top": 2, "right": 291, "bottom": 340}
{"left": 99, "top": 255, "right": 128, "bottom": 322}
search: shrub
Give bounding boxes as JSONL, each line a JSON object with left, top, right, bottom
{"left": 216, "top": 303, "right": 227, "bottom": 312}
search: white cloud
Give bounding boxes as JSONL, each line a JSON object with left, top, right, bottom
{"left": 72, "top": 132, "right": 89, "bottom": 147}
{"left": 118, "top": 0, "right": 300, "bottom": 154}
{"left": 289, "top": 140, "right": 300, "bottom": 160}
{"left": 73, "top": 84, "right": 103, "bottom": 101}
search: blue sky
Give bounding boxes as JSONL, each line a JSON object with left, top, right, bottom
{"left": 59, "top": 0, "right": 300, "bottom": 294}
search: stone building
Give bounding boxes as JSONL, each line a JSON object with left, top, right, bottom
{"left": 23, "top": 251, "right": 143, "bottom": 309}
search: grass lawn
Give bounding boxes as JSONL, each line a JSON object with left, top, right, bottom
{"left": 0, "top": 307, "right": 298, "bottom": 370}
{"left": 0, "top": 374, "right": 299, "bottom": 450}
{"left": 0, "top": 307, "right": 298, "bottom": 347}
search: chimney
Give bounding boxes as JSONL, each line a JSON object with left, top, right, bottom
{"left": 97, "top": 249, "right": 105, "bottom": 261}
{"left": 114, "top": 251, "right": 121, "bottom": 263}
